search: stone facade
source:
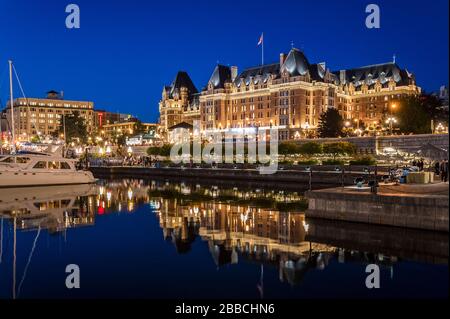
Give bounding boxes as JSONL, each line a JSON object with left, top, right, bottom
{"left": 160, "top": 48, "right": 421, "bottom": 141}
{"left": 199, "top": 49, "right": 420, "bottom": 140}
{"left": 158, "top": 71, "right": 199, "bottom": 135}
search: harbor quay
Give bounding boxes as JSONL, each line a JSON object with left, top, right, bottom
{"left": 89, "top": 164, "right": 387, "bottom": 186}
{"left": 89, "top": 163, "right": 449, "bottom": 232}
{"left": 305, "top": 183, "right": 449, "bottom": 232}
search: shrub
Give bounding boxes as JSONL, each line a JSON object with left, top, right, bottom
{"left": 322, "top": 159, "right": 345, "bottom": 165}
{"left": 279, "top": 160, "right": 295, "bottom": 165}
{"left": 147, "top": 144, "right": 173, "bottom": 157}
{"left": 278, "top": 142, "right": 301, "bottom": 155}
{"left": 349, "top": 156, "right": 377, "bottom": 166}
{"left": 323, "top": 142, "right": 356, "bottom": 159}
{"left": 298, "top": 142, "right": 323, "bottom": 157}
{"left": 297, "top": 159, "right": 319, "bottom": 165}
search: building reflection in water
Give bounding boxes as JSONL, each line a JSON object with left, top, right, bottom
{"left": 1, "top": 178, "right": 426, "bottom": 293}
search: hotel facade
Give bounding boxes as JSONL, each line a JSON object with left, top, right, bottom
{"left": 159, "top": 48, "right": 421, "bottom": 140}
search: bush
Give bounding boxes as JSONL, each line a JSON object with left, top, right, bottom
{"left": 298, "top": 142, "right": 323, "bottom": 156}
{"left": 323, "top": 142, "right": 356, "bottom": 159}
{"left": 147, "top": 144, "right": 172, "bottom": 157}
{"left": 349, "top": 156, "right": 377, "bottom": 166}
{"left": 322, "top": 159, "right": 345, "bottom": 165}
{"left": 278, "top": 142, "right": 301, "bottom": 155}
{"left": 297, "top": 159, "right": 319, "bottom": 165}
{"left": 279, "top": 160, "right": 295, "bottom": 165}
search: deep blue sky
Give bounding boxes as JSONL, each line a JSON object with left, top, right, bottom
{"left": 0, "top": 0, "right": 448, "bottom": 122}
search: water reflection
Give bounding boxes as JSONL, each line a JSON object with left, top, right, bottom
{"left": 0, "top": 179, "right": 448, "bottom": 299}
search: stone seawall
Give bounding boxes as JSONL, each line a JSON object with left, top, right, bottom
{"left": 90, "top": 166, "right": 383, "bottom": 186}
{"left": 306, "top": 187, "right": 449, "bottom": 232}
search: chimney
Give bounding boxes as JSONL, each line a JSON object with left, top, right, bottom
{"left": 60, "top": 91, "right": 64, "bottom": 99}
{"left": 339, "top": 70, "right": 346, "bottom": 84}
{"left": 231, "top": 66, "right": 238, "bottom": 82}
{"left": 280, "top": 53, "right": 287, "bottom": 67}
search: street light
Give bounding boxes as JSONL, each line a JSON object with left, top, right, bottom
{"left": 436, "top": 123, "right": 445, "bottom": 134}
{"left": 385, "top": 117, "right": 397, "bottom": 136}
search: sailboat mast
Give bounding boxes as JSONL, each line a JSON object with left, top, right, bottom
{"left": 8, "top": 60, "right": 15, "bottom": 154}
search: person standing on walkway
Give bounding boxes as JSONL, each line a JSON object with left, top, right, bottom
{"left": 440, "top": 160, "right": 448, "bottom": 182}
{"left": 435, "top": 161, "right": 441, "bottom": 176}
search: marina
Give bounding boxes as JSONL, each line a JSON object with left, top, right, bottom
{"left": 0, "top": 0, "right": 448, "bottom": 306}
{"left": 0, "top": 179, "right": 447, "bottom": 299}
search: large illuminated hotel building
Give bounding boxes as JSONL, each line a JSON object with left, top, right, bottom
{"left": 159, "top": 48, "right": 420, "bottom": 140}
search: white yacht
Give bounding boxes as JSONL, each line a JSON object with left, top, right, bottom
{"left": 0, "top": 152, "right": 96, "bottom": 187}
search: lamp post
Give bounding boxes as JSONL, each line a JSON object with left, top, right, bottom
{"left": 303, "top": 122, "right": 310, "bottom": 138}
{"left": 391, "top": 103, "right": 397, "bottom": 113}
{"left": 386, "top": 117, "right": 397, "bottom": 136}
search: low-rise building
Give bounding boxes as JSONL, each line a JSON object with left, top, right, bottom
{"left": 101, "top": 119, "right": 158, "bottom": 141}
{"left": 5, "top": 90, "right": 95, "bottom": 141}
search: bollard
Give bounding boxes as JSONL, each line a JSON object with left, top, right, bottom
{"left": 309, "top": 170, "right": 312, "bottom": 191}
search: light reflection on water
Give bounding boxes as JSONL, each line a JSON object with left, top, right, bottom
{"left": 0, "top": 179, "right": 448, "bottom": 299}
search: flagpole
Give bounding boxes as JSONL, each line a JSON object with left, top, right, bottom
{"left": 261, "top": 32, "right": 264, "bottom": 65}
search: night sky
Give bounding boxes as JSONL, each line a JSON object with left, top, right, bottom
{"left": 0, "top": 0, "right": 448, "bottom": 123}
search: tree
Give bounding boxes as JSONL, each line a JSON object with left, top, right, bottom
{"left": 133, "top": 120, "right": 147, "bottom": 135}
{"left": 420, "top": 93, "right": 448, "bottom": 127}
{"left": 59, "top": 111, "right": 88, "bottom": 144}
{"left": 323, "top": 142, "right": 356, "bottom": 160}
{"left": 298, "top": 142, "right": 323, "bottom": 157}
{"left": 318, "top": 108, "right": 344, "bottom": 138}
{"left": 30, "top": 136, "right": 41, "bottom": 144}
{"left": 395, "top": 96, "right": 432, "bottom": 134}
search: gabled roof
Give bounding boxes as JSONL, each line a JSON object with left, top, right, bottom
{"left": 281, "top": 48, "right": 310, "bottom": 76}
{"left": 170, "top": 71, "right": 198, "bottom": 94}
{"left": 238, "top": 63, "right": 280, "bottom": 80}
{"left": 168, "top": 122, "right": 193, "bottom": 131}
{"left": 309, "top": 63, "right": 328, "bottom": 82}
{"left": 232, "top": 48, "right": 313, "bottom": 87}
{"left": 333, "top": 62, "right": 413, "bottom": 87}
{"left": 208, "top": 65, "right": 232, "bottom": 89}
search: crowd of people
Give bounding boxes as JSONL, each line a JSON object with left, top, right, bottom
{"left": 411, "top": 159, "right": 425, "bottom": 171}
{"left": 409, "top": 158, "right": 449, "bottom": 183}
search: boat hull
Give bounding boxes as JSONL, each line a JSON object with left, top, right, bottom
{"left": 0, "top": 170, "right": 96, "bottom": 188}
